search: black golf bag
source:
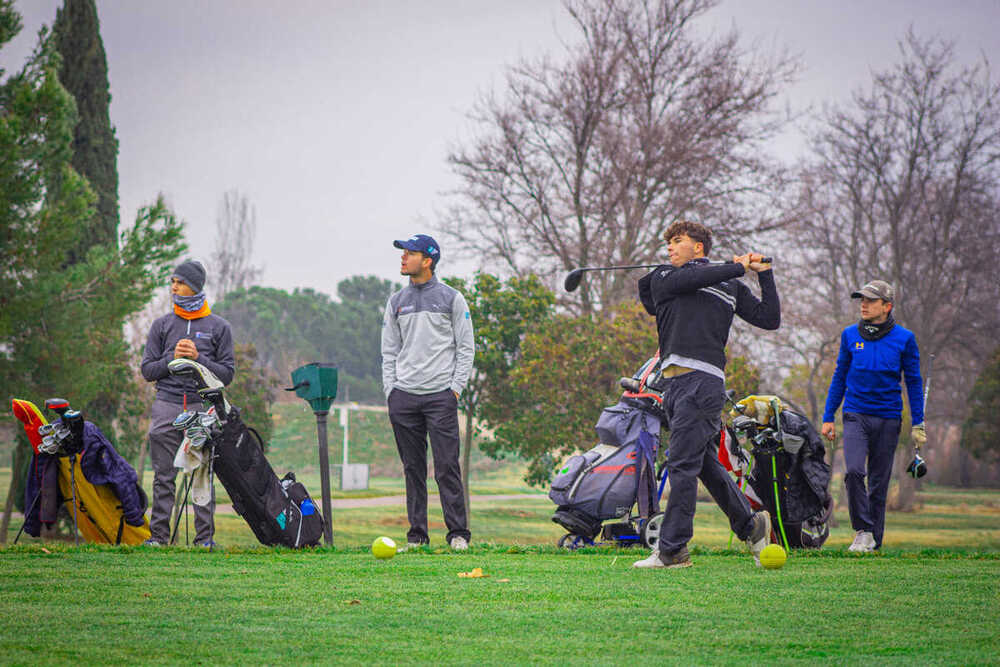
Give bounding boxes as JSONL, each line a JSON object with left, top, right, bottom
{"left": 210, "top": 409, "right": 324, "bottom": 548}
{"left": 550, "top": 400, "right": 661, "bottom": 540}
{"left": 168, "top": 358, "right": 324, "bottom": 548}
{"left": 730, "top": 406, "right": 833, "bottom": 549}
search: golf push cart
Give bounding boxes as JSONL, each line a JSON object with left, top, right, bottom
{"left": 549, "top": 354, "right": 833, "bottom": 551}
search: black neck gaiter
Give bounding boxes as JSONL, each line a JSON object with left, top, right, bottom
{"left": 858, "top": 313, "right": 896, "bottom": 341}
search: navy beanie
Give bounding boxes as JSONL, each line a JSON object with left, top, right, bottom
{"left": 173, "top": 260, "right": 206, "bottom": 293}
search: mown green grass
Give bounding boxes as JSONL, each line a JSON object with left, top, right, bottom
{"left": 0, "top": 545, "right": 997, "bottom": 665}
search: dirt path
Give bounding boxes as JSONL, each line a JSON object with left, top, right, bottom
{"left": 216, "top": 493, "right": 546, "bottom": 513}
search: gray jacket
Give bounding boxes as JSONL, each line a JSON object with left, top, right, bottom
{"left": 381, "top": 276, "right": 475, "bottom": 398}
{"left": 141, "top": 312, "right": 235, "bottom": 404}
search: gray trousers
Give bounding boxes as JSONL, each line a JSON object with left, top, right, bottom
{"left": 658, "top": 372, "right": 754, "bottom": 554}
{"left": 387, "top": 388, "right": 470, "bottom": 544}
{"left": 148, "top": 398, "right": 215, "bottom": 544}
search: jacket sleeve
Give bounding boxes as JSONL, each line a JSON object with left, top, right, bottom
{"left": 637, "top": 269, "right": 658, "bottom": 315}
{"left": 822, "top": 330, "right": 851, "bottom": 422}
{"left": 450, "top": 292, "right": 476, "bottom": 396}
{"left": 656, "top": 261, "right": 746, "bottom": 296}
{"left": 381, "top": 296, "right": 400, "bottom": 399}
{"left": 140, "top": 318, "right": 170, "bottom": 382}
{"left": 197, "top": 321, "right": 235, "bottom": 386}
{"left": 902, "top": 334, "right": 924, "bottom": 425}
{"left": 734, "top": 270, "right": 780, "bottom": 330}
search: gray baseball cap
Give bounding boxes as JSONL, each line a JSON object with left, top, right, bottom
{"left": 851, "top": 280, "right": 894, "bottom": 302}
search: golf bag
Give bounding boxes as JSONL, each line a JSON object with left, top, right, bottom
{"left": 13, "top": 398, "right": 151, "bottom": 545}
{"left": 167, "top": 358, "right": 324, "bottom": 548}
{"left": 550, "top": 400, "right": 661, "bottom": 540}
{"left": 209, "top": 409, "right": 324, "bottom": 548}
{"left": 725, "top": 397, "right": 833, "bottom": 549}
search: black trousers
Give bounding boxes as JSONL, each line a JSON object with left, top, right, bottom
{"left": 387, "top": 388, "right": 470, "bottom": 544}
{"left": 658, "top": 372, "right": 754, "bottom": 554}
{"left": 842, "top": 411, "right": 900, "bottom": 549}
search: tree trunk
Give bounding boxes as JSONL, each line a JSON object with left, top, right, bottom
{"left": 134, "top": 437, "right": 148, "bottom": 487}
{"left": 0, "top": 441, "right": 31, "bottom": 544}
{"left": 462, "top": 408, "right": 473, "bottom": 516}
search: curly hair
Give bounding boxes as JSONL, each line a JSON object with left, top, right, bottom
{"left": 663, "top": 220, "right": 712, "bottom": 256}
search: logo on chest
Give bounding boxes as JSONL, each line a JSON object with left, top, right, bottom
{"left": 854, "top": 341, "right": 864, "bottom": 351}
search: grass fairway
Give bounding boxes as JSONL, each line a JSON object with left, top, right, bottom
{"left": 0, "top": 545, "right": 997, "bottom": 665}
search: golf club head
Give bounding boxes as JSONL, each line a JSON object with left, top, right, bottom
{"left": 44, "top": 398, "right": 71, "bottom": 416}
{"left": 907, "top": 452, "right": 927, "bottom": 479}
{"left": 564, "top": 269, "right": 584, "bottom": 292}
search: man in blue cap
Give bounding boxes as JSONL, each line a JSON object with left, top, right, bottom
{"left": 381, "top": 234, "right": 475, "bottom": 550}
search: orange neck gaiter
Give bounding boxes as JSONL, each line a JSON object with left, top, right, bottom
{"left": 174, "top": 302, "right": 211, "bottom": 320}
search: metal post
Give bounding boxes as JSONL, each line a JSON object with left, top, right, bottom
{"left": 341, "top": 405, "right": 349, "bottom": 467}
{"left": 315, "top": 411, "right": 334, "bottom": 546}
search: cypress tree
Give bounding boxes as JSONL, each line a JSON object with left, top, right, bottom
{"left": 52, "top": 0, "right": 119, "bottom": 261}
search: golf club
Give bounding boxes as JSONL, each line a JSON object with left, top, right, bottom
{"left": 564, "top": 257, "right": 774, "bottom": 292}
{"left": 909, "top": 354, "right": 935, "bottom": 479}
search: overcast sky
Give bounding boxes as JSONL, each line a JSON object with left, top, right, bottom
{"left": 3, "top": 1, "right": 999, "bottom": 297}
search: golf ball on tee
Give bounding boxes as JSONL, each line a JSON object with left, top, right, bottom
{"left": 372, "top": 536, "right": 397, "bottom": 559}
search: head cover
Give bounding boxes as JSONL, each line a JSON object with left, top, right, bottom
{"left": 851, "top": 280, "right": 894, "bottom": 302}
{"left": 173, "top": 260, "right": 207, "bottom": 293}
{"left": 393, "top": 234, "right": 441, "bottom": 267}
{"left": 906, "top": 452, "right": 928, "bottom": 479}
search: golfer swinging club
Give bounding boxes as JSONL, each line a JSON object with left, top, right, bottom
{"left": 634, "top": 220, "right": 779, "bottom": 569}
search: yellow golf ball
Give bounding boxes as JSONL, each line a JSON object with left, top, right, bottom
{"left": 760, "top": 543, "right": 787, "bottom": 569}
{"left": 372, "top": 536, "right": 397, "bottom": 559}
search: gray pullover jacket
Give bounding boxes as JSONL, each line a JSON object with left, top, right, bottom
{"left": 381, "top": 276, "right": 475, "bottom": 398}
{"left": 141, "top": 312, "right": 235, "bottom": 404}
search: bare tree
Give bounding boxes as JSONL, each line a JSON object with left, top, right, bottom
{"left": 444, "top": 0, "right": 797, "bottom": 312}
{"left": 779, "top": 31, "right": 1000, "bottom": 500}
{"left": 210, "top": 190, "right": 263, "bottom": 299}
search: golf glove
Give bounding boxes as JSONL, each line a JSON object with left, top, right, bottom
{"left": 911, "top": 424, "right": 927, "bottom": 447}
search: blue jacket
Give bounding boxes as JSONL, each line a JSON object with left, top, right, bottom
{"left": 823, "top": 323, "right": 923, "bottom": 424}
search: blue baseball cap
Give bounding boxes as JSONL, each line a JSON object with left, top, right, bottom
{"left": 393, "top": 234, "right": 441, "bottom": 265}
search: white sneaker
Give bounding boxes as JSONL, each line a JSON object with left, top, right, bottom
{"left": 449, "top": 536, "right": 469, "bottom": 551}
{"left": 632, "top": 547, "right": 691, "bottom": 569}
{"left": 746, "top": 511, "right": 772, "bottom": 566}
{"left": 848, "top": 530, "right": 875, "bottom": 553}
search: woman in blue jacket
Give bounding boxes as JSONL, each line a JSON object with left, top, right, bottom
{"left": 822, "top": 280, "right": 926, "bottom": 552}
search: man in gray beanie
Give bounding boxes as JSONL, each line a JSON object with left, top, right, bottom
{"left": 140, "top": 260, "right": 234, "bottom": 546}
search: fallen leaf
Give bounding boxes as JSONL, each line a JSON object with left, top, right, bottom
{"left": 347, "top": 599, "right": 361, "bottom": 605}
{"left": 458, "top": 567, "right": 487, "bottom": 578}
{"left": 41, "top": 548, "right": 51, "bottom": 554}
{"left": 497, "top": 578, "right": 510, "bottom": 583}
{"left": 143, "top": 593, "right": 151, "bottom": 598}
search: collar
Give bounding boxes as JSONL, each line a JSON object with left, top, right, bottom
{"left": 409, "top": 275, "right": 438, "bottom": 290}
{"left": 857, "top": 313, "right": 895, "bottom": 341}
{"left": 174, "top": 302, "right": 211, "bottom": 320}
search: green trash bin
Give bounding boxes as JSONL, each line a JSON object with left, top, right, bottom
{"left": 286, "top": 363, "right": 338, "bottom": 545}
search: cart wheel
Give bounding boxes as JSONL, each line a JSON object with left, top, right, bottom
{"left": 641, "top": 512, "right": 664, "bottom": 549}
{"left": 557, "top": 533, "right": 586, "bottom": 550}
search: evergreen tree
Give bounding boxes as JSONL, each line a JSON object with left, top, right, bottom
{"left": 1, "top": 6, "right": 186, "bottom": 462}
{"left": 52, "top": 0, "right": 119, "bottom": 261}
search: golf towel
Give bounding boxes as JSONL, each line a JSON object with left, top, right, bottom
{"left": 174, "top": 438, "right": 212, "bottom": 506}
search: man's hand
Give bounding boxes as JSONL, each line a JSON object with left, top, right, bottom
{"left": 821, "top": 422, "right": 836, "bottom": 441}
{"left": 453, "top": 391, "right": 460, "bottom": 401}
{"left": 733, "top": 253, "right": 751, "bottom": 271}
{"left": 173, "top": 338, "right": 199, "bottom": 360}
{"left": 911, "top": 424, "right": 927, "bottom": 447}
{"left": 747, "top": 252, "right": 772, "bottom": 272}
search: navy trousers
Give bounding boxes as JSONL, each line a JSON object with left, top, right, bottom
{"left": 842, "top": 411, "right": 901, "bottom": 549}
{"left": 658, "top": 372, "right": 754, "bottom": 554}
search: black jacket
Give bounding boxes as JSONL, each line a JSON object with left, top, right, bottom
{"left": 638, "top": 259, "right": 780, "bottom": 373}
